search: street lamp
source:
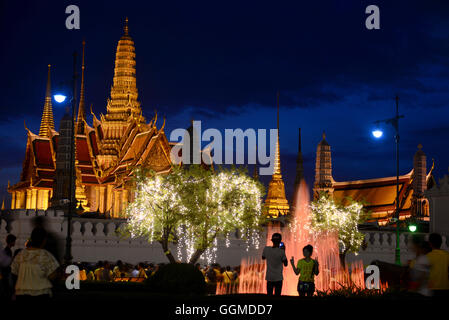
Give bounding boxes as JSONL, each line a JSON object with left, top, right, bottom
{"left": 372, "top": 129, "right": 383, "bottom": 139}
{"left": 53, "top": 53, "right": 77, "bottom": 265}
{"left": 53, "top": 94, "right": 67, "bottom": 103}
{"left": 408, "top": 224, "right": 417, "bottom": 233}
{"left": 372, "top": 95, "right": 404, "bottom": 265}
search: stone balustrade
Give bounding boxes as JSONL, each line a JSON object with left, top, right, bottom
{"left": 1, "top": 209, "right": 447, "bottom": 266}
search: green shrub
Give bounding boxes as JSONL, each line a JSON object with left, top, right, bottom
{"left": 148, "top": 263, "right": 206, "bottom": 295}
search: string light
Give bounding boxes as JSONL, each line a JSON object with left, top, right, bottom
{"left": 125, "top": 166, "right": 264, "bottom": 263}
{"left": 309, "top": 194, "right": 366, "bottom": 254}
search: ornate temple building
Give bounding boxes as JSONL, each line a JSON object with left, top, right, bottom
{"left": 8, "top": 19, "right": 173, "bottom": 218}
{"left": 263, "top": 92, "right": 290, "bottom": 219}
{"left": 313, "top": 134, "right": 435, "bottom": 225}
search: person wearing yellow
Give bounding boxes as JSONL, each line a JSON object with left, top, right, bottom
{"left": 222, "top": 266, "right": 234, "bottom": 284}
{"left": 86, "top": 269, "right": 95, "bottom": 281}
{"left": 426, "top": 233, "right": 449, "bottom": 297}
{"left": 290, "top": 244, "right": 319, "bottom": 297}
{"left": 78, "top": 265, "right": 87, "bottom": 281}
{"left": 137, "top": 263, "right": 148, "bottom": 279}
{"left": 113, "top": 260, "right": 124, "bottom": 279}
{"left": 94, "top": 261, "right": 104, "bottom": 281}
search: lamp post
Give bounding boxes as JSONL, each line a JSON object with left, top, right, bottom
{"left": 372, "top": 95, "right": 404, "bottom": 265}
{"left": 64, "top": 52, "right": 77, "bottom": 265}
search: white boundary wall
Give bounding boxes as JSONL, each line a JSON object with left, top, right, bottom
{"left": 1, "top": 209, "right": 447, "bottom": 266}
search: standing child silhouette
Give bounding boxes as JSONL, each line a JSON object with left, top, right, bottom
{"left": 290, "top": 244, "right": 319, "bottom": 297}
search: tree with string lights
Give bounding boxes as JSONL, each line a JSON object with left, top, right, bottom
{"left": 309, "top": 193, "right": 367, "bottom": 267}
{"left": 124, "top": 165, "right": 265, "bottom": 264}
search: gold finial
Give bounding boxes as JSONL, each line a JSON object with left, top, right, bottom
{"left": 77, "top": 40, "right": 86, "bottom": 134}
{"left": 39, "top": 64, "right": 55, "bottom": 137}
{"left": 322, "top": 131, "right": 326, "bottom": 140}
{"left": 153, "top": 110, "right": 158, "bottom": 127}
{"left": 418, "top": 143, "right": 423, "bottom": 150}
{"left": 124, "top": 17, "right": 129, "bottom": 35}
{"left": 274, "top": 91, "right": 281, "bottom": 176}
{"left": 46, "top": 64, "right": 51, "bottom": 99}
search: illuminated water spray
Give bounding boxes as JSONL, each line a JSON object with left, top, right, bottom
{"left": 217, "top": 180, "right": 374, "bottom": 295}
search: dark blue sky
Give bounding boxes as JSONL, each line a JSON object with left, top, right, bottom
{"left": 1, "top": 0, "right": 449, "bottom": 204}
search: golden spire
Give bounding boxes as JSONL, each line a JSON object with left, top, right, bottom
{"left": 274, "top": 90, "right": 281, "bottom": 175}
{"left": 76, "top": 40, "right": 86, "bottom": 134}
{"left": 263, "top": 91, "right": 290, "bottom": 219}
{"left": 124, "top": 17, "right": 129, "bottom": 36}
{"left": 38, "top": 64, "right": 55, "bottom": 137}
{"left": 107, "top": 17, "right": 140, "bottom": 115}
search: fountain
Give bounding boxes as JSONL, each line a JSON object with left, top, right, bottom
{"left": 217, "top": 180, "right": 378, "bottom": 295}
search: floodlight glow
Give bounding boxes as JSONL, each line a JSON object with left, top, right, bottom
{"left": 54, "top": 94, "right": 67, "bottom": 103}
{"left": 408, "top": 224, "right": 417, "bottom": 232}
{"left": 372, "top": 130, "right": 383, "bottom": 138}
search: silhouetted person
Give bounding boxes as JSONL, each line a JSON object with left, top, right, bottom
{"left": 4, "top": 234, "right": 16, "bottom": 258}
{"left": 11, "top": 228, "right": 59, "bottom": 300}
{"left": 408, "top": 235, "right": 431, "bottom": 296}
{"left": 262, "top": 233, "right": 287, "bottom": 296}
{"left": 290, "top": 244, "right": 319, "bottom": 297}
{"left": 427, "top": 233, "right": 449, "bottom": 297}
{"left": 1, "top": 234, "right": 16, "bottom": 299}
{"left": 32, "top": 216, "right": 61, "bottom": 263}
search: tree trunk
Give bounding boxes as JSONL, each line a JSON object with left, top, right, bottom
{"left": 189, "top": 248, "right": 206, "bottom": 264}
{"left": 159, "top": 239, "right": 176, "bottom": 264}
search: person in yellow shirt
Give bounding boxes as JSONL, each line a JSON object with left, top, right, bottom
{"left": 86, "top": 269, "right": 95, "bottom": 281}
{"left": 290, "top": 244, "right": 319, "bottom": 297}
{"left": 94, "top": 261, "right": 104, "bottom": 281}
{"left": 137, "top": 263, "right": 148, "bottom": 279}
{"left": 222, "top": 266, "right": 234, "bottom": 284}
{"left": 78, "top": 264, "right": 87, "bottom": 281}
{"left": 113, "top": 260, "right": 124, "bottom": 279}
{"left": 426, "top": 233, "right": 449, "bottom": 298}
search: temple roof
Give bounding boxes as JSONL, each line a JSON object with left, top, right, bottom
{"left": 332, "top": 169, "right": 434, "bottom": 223}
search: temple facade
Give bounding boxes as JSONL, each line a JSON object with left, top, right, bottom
{"left": 312, "top": 134, "right": 435, "bottom": 225}
{"left": 8, "top": 19, "right": 173, "bottom": 218}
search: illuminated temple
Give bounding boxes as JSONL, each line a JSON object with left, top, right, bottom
{"left": 6, "top": 18, "right": 435, "bottom": 225}
{"left": 313, "top": 133, "right": 435, "bottom": 225}
{"left": 8, "top": 19, "right": 173, "bottom": 217}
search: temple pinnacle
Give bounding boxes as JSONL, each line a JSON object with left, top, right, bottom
{"left": 124, "top": 17, "right": 129, "bottom": 35}
{"left": 39, "top": 64, "right": 55, "bottom": 137}
{"left": 76, "top": 40, "right": 86, "bottom": 134}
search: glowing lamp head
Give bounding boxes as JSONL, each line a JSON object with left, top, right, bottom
{"left": 372, "top": 129, "right": 383, "bottom": 139}
{"left": 408, "top": 224, "right": 417, "bottom": 233}
{"left": 54, "top": 94, "right": 67, "bottom": 103}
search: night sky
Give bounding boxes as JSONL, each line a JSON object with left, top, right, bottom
{"left": 1, "top": 0, "right": 449, "bottom": 204}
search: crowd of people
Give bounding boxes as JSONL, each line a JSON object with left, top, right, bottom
{"left": 0, "top": 216, "right": 241, "bottom": 301}
{"left": 1, "top": 218, "right": 448, "bottom": 301}
{"left": 197, "top": 263, "right": 240, "bottom": 286}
